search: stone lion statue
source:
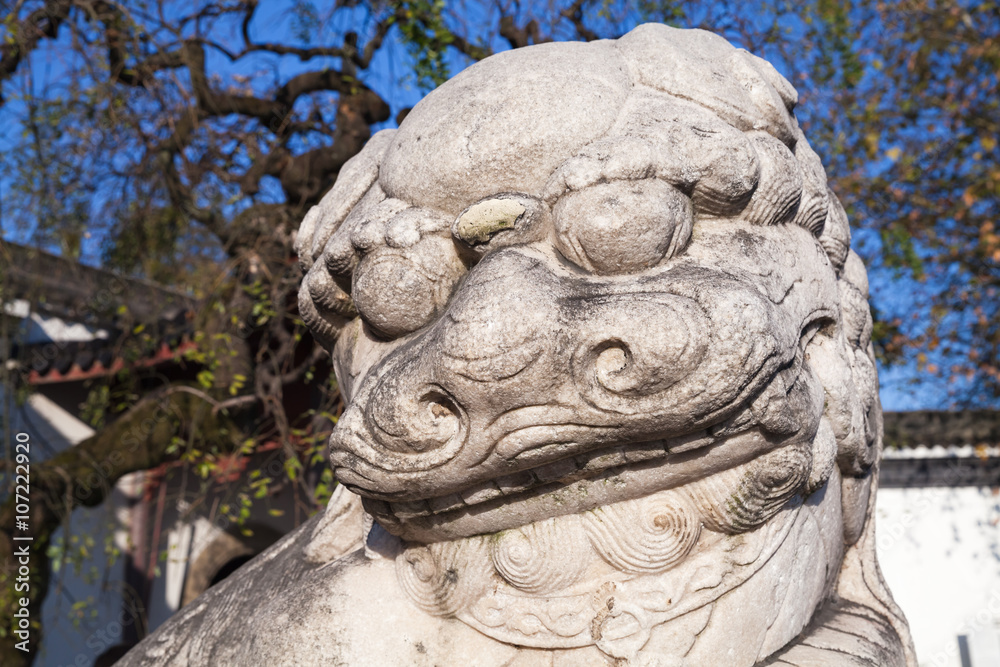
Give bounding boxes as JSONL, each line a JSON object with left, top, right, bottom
{"left": 120, "top": 24, "right": 914, "bottom": 666}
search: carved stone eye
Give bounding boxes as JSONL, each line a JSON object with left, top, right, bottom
{"left": 571, "top": 295, "right": 708, "bottom": 415}
{"left": 454, "top": 198, "right": 526, "bottom": 244}
{"left": 553, "top": 179, "right": 693, "bottom": 274}
{"left": 451, "top": 194, "right": 549, "bottom": 259}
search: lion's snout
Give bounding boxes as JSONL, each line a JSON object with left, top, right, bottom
{"left": 328, "top": 244, "right": 805, "bottom": 519}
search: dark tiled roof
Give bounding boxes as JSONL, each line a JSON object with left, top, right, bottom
{"left": 1, "top": 241, "right": 196, "bottom": 325}
{"left": 2, "top": 241, "right": 199, "bottom": 383}
{"left": 882, "top": 410, "right": 1000, "bottom": 448}
{"left": 880, "top": 445, "right": 1000, "bottom": 487}
{"left": 24, "top": 338, "right": 197, "bottom": 384}
{"left": 880, "top": 411, "right": 1000, "bottom": 487}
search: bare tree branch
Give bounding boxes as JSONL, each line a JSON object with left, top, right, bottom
{"left": 0, "top": 0, "right": 74, "bottom": 100}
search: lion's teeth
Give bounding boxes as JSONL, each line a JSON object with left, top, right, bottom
{"left": 460, "top": 481, "right": 503, "bottom": 505}
{"left": 532, "top": 457, "right": 580, "bottom": 483}
{"left": 494, "top": 470, "right": 536, "bottom": 495}
{"left": 391, "top": 500, "right": 432, "bottom": 519}
{"left": 623, "top": 440, "right": 669, "bottom": 463}
{"left": 427, "top": 493, "right": 466, "bottom": 514}
{"left": 575, "top": 447, "right": 627, "bottom": 474}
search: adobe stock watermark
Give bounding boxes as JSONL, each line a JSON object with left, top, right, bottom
{"left": 875, "top": 455, "right": 986, "bottom": 553}
{"left": 10, "top": 430, "right": 34, "bottom": 653}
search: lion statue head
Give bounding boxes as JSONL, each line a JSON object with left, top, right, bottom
{"left": 294, "top": 24, "right": 913, "bottom": 665}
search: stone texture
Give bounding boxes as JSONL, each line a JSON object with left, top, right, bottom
{"left": 120, "top": 23, "right": 915, "bottom": 666}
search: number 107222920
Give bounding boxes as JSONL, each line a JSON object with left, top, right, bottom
{"left": 14, "top": 433, "right": 30, "bottom": 532}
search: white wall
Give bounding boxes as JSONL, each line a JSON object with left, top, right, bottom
{"left": 877, "top": 486, "right": 1000, "bottom": 667}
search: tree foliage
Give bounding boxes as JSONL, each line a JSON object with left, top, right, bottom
{"left": 829, "top": 1, "right": 1000, "bottom": 406}
{"left": 733, "top": 0, "right": 999, "bottom": 405}
{"left": 0, "top": 0, "right": 997, "bottom": 663}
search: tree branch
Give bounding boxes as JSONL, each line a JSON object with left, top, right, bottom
{"left": 560, "top": 0, "right": 600, "bottom": 42}
{"left": 0, "top": 0, "right": 74, "bottom": 101}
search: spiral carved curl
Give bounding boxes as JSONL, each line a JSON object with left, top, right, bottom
{"left": 490, "top": 516, "right": 590, "bottom": 594}
{"left": 684, "top": 442, "right": 813, "bottom": 534}
{"left": 584, "top": 490, "right": 701, "bottom": 574}
{"left": 396, "top": 537, "right": 491, "bottom": 616}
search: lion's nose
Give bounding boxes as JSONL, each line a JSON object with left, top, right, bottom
{"left": 359, "top": 345, "right": 470, "bottom": 467}
{"left": 347, "top": 249, "right": 563, "bottom": 468}
{"left": 370, "top": 384, "right": 463, "bottom": 455}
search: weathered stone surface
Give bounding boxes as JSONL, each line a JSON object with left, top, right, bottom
{"left": 120, "top": 23, "right": 915, "bottom": 666}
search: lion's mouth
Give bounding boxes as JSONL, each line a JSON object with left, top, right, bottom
{"left": 333, "top": 327, "right": 823, "bottom": 542}
{"left": 372, "top": 434, "right": 699, "bottom": 520}
{"left": 346, "top": 417, "right": 809, "bottom": 543}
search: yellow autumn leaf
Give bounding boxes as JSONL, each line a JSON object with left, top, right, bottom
{"left": 864, "top": 132, "right": 879, "bottom": 156}
{"left": 886, "top": 147, "right": 902, "bottom": 162}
